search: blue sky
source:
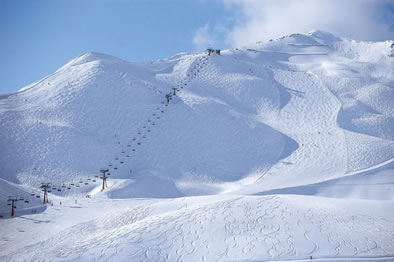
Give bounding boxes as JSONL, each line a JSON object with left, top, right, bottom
{"left": 1, "top": 0, "right": 393, "bottom": 94}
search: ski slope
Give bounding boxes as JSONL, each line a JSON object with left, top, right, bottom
{"left": 0, "top": 31, "right": 393, "bottom": 261}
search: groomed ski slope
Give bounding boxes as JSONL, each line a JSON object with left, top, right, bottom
{"left": 0, "top": 31, "right": 393, "bottom": 261}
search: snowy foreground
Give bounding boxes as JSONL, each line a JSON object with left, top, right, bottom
{"left": 0, "top": 31, "right": 393, "bottom": 261}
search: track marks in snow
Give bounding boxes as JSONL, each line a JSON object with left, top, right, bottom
{"left": 4, "top": 195, "right": 393, "bottom": 261}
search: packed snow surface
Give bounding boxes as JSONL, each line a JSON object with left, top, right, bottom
{"left": 0, "top": 31, "right": 393, "bottom": 261}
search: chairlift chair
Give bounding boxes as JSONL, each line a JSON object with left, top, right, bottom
{"left": 57, "top": 189, "right": 61, "bottom": 192}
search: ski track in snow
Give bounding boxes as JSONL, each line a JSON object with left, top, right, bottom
{"left": 1, "top": 195, "right": 393, "bottom": 261}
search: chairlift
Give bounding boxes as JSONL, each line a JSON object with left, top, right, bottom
{"left": 147, "top": 130, "right": 151, "bottom": 132}
{"left": 122, "top": 151, "right": 125, "bottom": 153}
{"left": 76, "top": 184, "right": 80, "bottom": 187}
{"left": 133, "top": 138, "right": 136, "bottom": 141}
{"left": 67, "top": 187, "right": 71, "bottom": 190}
{"left": 109, "top": 164, "right": 112, "bottom": 166}
{"left": 36, "top": 195, "right": 40, "bottom": 198}
{"left": 62, "top": 184, "right": 66, "bottom": 188}
{"left": 87, "top": 178, "right": 91, "bottom": 181}
{"left": 143, "top": 136, "right": 146, "bottom": 138}
{"left": 132, "top": 149, "right": 136, "bottom": 151}
{"left": 161, "top": 111, "right": 164, "bottom": 113}
{"left": 92, "top": 180, "right": 96, "bottom": 183}
{"left": 57, "top": 189, "right": 61, "bottom": 192}
{"left": 31, "top": 193, "right": 35, "bottom": 196}
{"left": 148, "top": 120, "right": 151, "bottom": 122}
{"left": 120, "top": 161, "right": 124, "bottom": 164}
{"left": 143, "top": 126, "right": 146, "bottom": 128}
{"left": 19, "top": 197, "right": 24, "bottom": 201}
{"left": 95, "top": 175, "right": 99, "bottom": 178}
{"left": 114, "top": 167, "right": 118, "bottom": 170}
{"left": 84, "top": 182, "right": 88, "bottom": 185}
{"left": 79, "top": 180, "right": 83, "bottom": 183}
{"left": 127, "top": 144, "right": 131, "bottom": 147}
{"left": 24, "top": 199, "right": 29, "bottom": 203}
{"left": 137, "top": 143, "right": 141, "bottom": 145}
{"left": 115, "top": 157, "right": 119, "bottom": 160}
{"left": 70, "top": 183, "right": 75, "bottom": 186}
{"left": 47, "top": 190, "right": 52, "bottom": 193}
{"left": 157, "top": 117, "right": 160, "bottom": 119}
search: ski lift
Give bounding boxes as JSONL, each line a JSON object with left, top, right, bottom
{"left": 138, "top": 132, "right": 141, "bottom": 135}
{"left": 122, "top": 151, "right": 125, "bottom": 153}
{"left": 92, "top": 180, "right": 96, "bottom": 183}
{"left": 148, "top": 120, "right": 151, "bottom": 122}
{"left": 115, "top": 157, "right": 119, "bottom": 160}
{"left": 120, "top": 161, "right": 124, "bottom": 164}
{"left": 84, "top": 182, "right": 88, "bottom": 185}
{"left": 114, "top": 167, "right": 118, "bottom": 170}
{"left": 137, "top": 143, "right": 141, "bottom": 145}
{"left": 127, "top": 144, "right": 131, "bottom": 147}
{"left": 31, "top": 192, "right": 35, "bottom": 196}
{"left": 57, "top": 189, "right": 61, "bottom": 192}
{"left": 19, "top": 197, "right": 24, "bottom": 201}
{"left": 79, "top": 179, "right": 83, "bottom": 183}
{"left": 109, "top": 164, "right": 112, "bottom": 167}
{"left": 152, "top": 113, "right": 156, "bottom": 116}
{"left": 132, "top": 149, "right": 135, "bottom": 151}
{"left": 67, "top": 187, "right": 71, "bottom": 190}
{"left": 62, "top": 184, "right": 66, "bottom": 188}
{"left": 24, "top": 199, "right": 29, "bottom": 203}
{"left": 47, "top": 190, "right": 52, "bottom": 193}
{"left": 76, "top": 184, "right": 80, "bottom": 187}
{"left": 87, "top": 178, "right": 91, "bottom": 181}
{"left": 107, "top": 173, "right": 111, "bottom": 176}
{"left": 95, "top": 175, "right": 99, "bottom": 178}
{"left": 126, "top": 155, "right": 130, "bottom": 157}
{"left": 161, "top": 111, "right": 164, "bottom": 113}
{"left": 70, "top": 183, "right": 75, "bottom": 186}
{"left": 143, "top": 126, "right": 146, "bottom": 128}
{"left": 143, "top": 136, "right": 146, "bottom": 138}
{"left": 36, "top": 195, "right": 40, "bottom": 198}
{"left": 133, "top": 138, "right": 136, "bottom": 141}
{"left": 157, "top": 117, "right": 160, "bottom": 119}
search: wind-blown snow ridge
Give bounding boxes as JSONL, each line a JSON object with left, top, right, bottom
{"left": 0, "top": 31, "right": 393, "bottom": 261}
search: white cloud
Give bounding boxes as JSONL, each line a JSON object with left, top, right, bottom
{"left": 192, "top": 24, "right": 216, "bottom": 51}
{"left": 222, "top": 0, "right": 394, "bottom": 47}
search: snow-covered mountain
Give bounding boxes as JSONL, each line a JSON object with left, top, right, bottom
{"left": 1, "top": 31, "right": 393, "bottom": 261}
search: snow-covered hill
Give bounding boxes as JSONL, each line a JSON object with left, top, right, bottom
{"left": 0, "top": 31, "right": 393, "bottom": 261}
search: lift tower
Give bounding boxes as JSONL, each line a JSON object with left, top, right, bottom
{"left": 7, "top": 196, "right": 18, "bottom": 217}
{"left": 100, "top": 168, "right": 109, "bottom": 191}
{"left": 40, "top": 183, "right": 51, "bottom": 204}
